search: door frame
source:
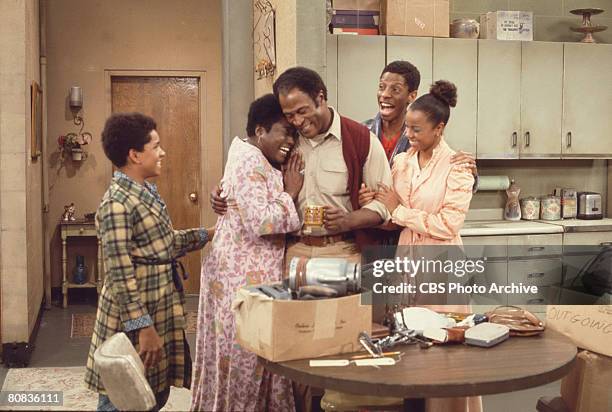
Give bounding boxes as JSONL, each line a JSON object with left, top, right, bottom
{"left": 104, "top": 70, "right": 217, "bottom": 294}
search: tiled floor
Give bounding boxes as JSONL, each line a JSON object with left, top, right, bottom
{"left": 0, "top": 296, "right": 561, "bottom": 411}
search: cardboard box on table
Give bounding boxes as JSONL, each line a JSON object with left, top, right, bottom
{"left": 546, "top": 305, "right": 612, "bottom": 412}
{"left": 233, "top": 288, "right": 372, "bottom": 362}
{"left": 381, "top": 0, "right": 449, "bottom": 37}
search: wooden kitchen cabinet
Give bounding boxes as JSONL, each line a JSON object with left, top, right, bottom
{"left": 478, "top": 41, "right": 564, "bottom": 159}
{"left": 477, "top": 40, "right": 521, "bottom": 159}
{"left": 562, "top": 43, "right": 612, "bottom": 158}
{"left": 337, "top": 35, "right": 385, "bottom": 122}
{"left": 562, "top": 231, "right": 612, "bottom": 285}
{"left": 520, "top": 42, "right": 563, "bottom": 158}
{"left": 386, "top": 36, "right": 432, "bottom": 98}
{"left": 433, "top": 38, "right": 477, "bottom": 154}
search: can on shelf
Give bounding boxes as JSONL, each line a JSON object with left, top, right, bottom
{"left": 561, "top": 188, "right": 577, "bottom": 219}
{"left": 520, "top": 197, "right": 540, "bottom": 220}
{"left": 540, "top": 195, "right": 561, "bottom": 220}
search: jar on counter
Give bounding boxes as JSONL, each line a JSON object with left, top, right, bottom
{"left": 520, "top": 197, "right": 540, "bottom": 220}
{"left": 561, "top": 188, "right": 577, "bottom": 219}
{"left": 540, "top": 195, "right": 561, "bottom": 220}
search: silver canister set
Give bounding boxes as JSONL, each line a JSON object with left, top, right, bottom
{"left": 519, "top": 189, "right": 602, "bottom": 220}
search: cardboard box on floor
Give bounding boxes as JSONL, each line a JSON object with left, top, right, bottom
{"left": 560, "top": 350, "right": 612, "bottom": 412}
{"left": 233, "top": 289, "right": 372, "bottom": 362}
{"left": 333, "top": 0, "right": 380, "bottom": 12}
{"left": 381, "top": 0, "right": 449, "bottom": 37}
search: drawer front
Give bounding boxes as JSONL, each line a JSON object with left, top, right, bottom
{"left": 508, "top": 259, "right": 563, "bottom": 286}
{"left": 563, "top": 231, "right": 612, "bottom": 253}
{"left": 472, "top": 261, "right": 507, "bottom": 305}
{"left": 508, "top": 259, "right": 562, "bottom": 308}
{"left": 463, "top": 236, "right": 507, "bottom": 259}
{"left": 508, "top": 234, "right": 563, "bottom": 258}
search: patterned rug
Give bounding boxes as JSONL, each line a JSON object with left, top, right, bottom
{"left": 71, "top": 312, "right": 198, "bottom": 338}
{"left": 0, "top": 367, "right": 191, "bottom": 411}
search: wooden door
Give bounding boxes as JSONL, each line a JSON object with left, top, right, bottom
{"left": 433, "top": 38, "right": 477, "bottom": 154}
{"left": 520, "top": 41, "right": 563, "bottom": 158}
{"left": 111, "top": 76, "right": 202, "bottom": 294}
{"left": 562, "top": 43, "right": 612, "bottom": 157}
{"left": 477, "top": 40, "right": 521, "bottom": 159}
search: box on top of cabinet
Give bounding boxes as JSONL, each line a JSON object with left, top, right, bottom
{"left": 333, "top": 0, "right": 380, "bottom": 11}
{"left": 381, "top": 0, "right": 449, "bottom": 38}
{"left": 480, "top": 11, "right": 533, "bottom": 41}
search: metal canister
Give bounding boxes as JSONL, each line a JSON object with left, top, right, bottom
{"left": 520, "top": 197, "right": 540, "bottom": 220}
{"left": 288, "top": 257, "right": 361, "bottom": 296}
{"left": 540, "top": 195, "right": 561, "bottom": 220}
{"left": 561, "top": 188, "right": 577, "bottom": 219}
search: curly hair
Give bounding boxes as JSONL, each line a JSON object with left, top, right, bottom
{"left": 246, "top": 94, "right": 289, "bottom": 137}
{"left": 101, "top": 112, "right": 157, "bottom": 167}
{"left": 273, "top": 66, "right": 327, "bottom": 104}
{"left": 409, "top": 80, "right": 458, "bottom": 126}
{"left": 380, "top": 60, "right": 421, "bottom": 93}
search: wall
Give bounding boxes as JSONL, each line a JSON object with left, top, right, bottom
{"left": 451, "top": 0, "right": 612, "bottom": 43}
{"left": 0, "top": 0, "right": 43, "bottom": 343}
{"left": 471, "top": 160, "right": 608, "bottom": 212}
{"left": 222, "top": 0, "right": 254, "bottom": 155}
{"left": 45, "top": 0, "right": 223, "bottom": 289}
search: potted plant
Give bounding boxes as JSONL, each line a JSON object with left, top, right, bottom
{"left": 58, "top": 132, "right": 91, "bottom": 161}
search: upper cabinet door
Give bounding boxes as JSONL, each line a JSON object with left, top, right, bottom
{"left": 433, "top": 38, "right": 477, "bottom": 154}
{"left": 477, "top": 40, "right": 521, "bottom": 159}
{"left": 520, "top": 42, "right": 563, "bottom": 158}
{"left": 386, "top": 36, "right": 433, "bottom": 98}
{"left": 337, "top": 35, "right": 385, "bottom": 122}
{"left": 562, "top": 43, "right": 612, "bottom": 158}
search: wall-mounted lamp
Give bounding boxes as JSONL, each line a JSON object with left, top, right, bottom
{"left": 58, "top": 86, "right": 92, "bottom": 162}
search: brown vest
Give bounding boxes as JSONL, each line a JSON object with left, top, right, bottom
{"left": 340, "top": 116, "right": 384, "bottom": 251}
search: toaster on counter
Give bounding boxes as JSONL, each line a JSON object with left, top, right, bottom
{"left": 577, "top": 192, "right": 603, "bottom": 220}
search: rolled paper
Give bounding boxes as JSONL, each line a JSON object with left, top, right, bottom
{"left": 477, "top": 175, "right": 511, "bottom": 191}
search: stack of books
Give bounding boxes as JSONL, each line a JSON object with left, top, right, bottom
{"left": 331, "top": 0, "right": 380, "bottom": 35}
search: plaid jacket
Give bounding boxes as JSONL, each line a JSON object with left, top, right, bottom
{"left": 85, "top": 172, "right": 208, "bottom": 394}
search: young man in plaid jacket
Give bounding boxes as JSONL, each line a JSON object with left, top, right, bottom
{"left": 84, "top": 113, "right": 213, "bottom": 411}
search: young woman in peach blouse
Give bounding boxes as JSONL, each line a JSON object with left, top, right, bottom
{"left": 377, "top": 80, "right": 481, "bottom": 412}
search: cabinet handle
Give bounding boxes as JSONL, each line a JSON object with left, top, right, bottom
{"left": 528, "top": 272, "right": 545, "bottom": 279}
{"left": 600, "top": 242, "right": 612, "bottom": 247}
{"left": 524, "top": 131, "right": 530, "bottom": 147}
{"left": 527, "top": 298, "right": 545, "bottom": 304}
{"left": 528, "top": 246, "right": 545, "bottom": 252}
{"left": 566, "top": 132, "right": 572, "bottom": 148}
{"left": 512, "top": 132, "right": 517, "bottom": 147}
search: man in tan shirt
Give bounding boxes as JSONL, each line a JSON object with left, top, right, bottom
{"left": 212, "top": 67, "right": 391, "bottom": 268}
{"left": 272, "top": 67, "right": 392, "bottom": 271}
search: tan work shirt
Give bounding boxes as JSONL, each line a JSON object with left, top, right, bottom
{"left": 296, "top": 107, "right": 392, "bottom": 235}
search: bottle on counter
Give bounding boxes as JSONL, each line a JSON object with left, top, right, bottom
{"left": 504, "top": 179, "right": 521, "bottom": 221}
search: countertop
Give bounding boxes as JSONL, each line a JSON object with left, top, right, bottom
{"left": 460, "top": 218, "right": 612, "bottom": 237}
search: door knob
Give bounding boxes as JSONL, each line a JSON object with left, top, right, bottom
{"left": 189, "top": 192, "right": 198, "bottom": 203}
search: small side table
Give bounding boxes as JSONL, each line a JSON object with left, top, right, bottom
{"left": 60, "top": 220, "right": 103, "bottom": 308}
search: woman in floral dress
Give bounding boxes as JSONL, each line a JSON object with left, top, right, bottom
{"left": 191, "top": 94, "right": 304, "bottom": 411}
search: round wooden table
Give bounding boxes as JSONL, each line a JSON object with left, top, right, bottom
{"left": 260, "top": 329, "right": 577, "bottom": 412}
